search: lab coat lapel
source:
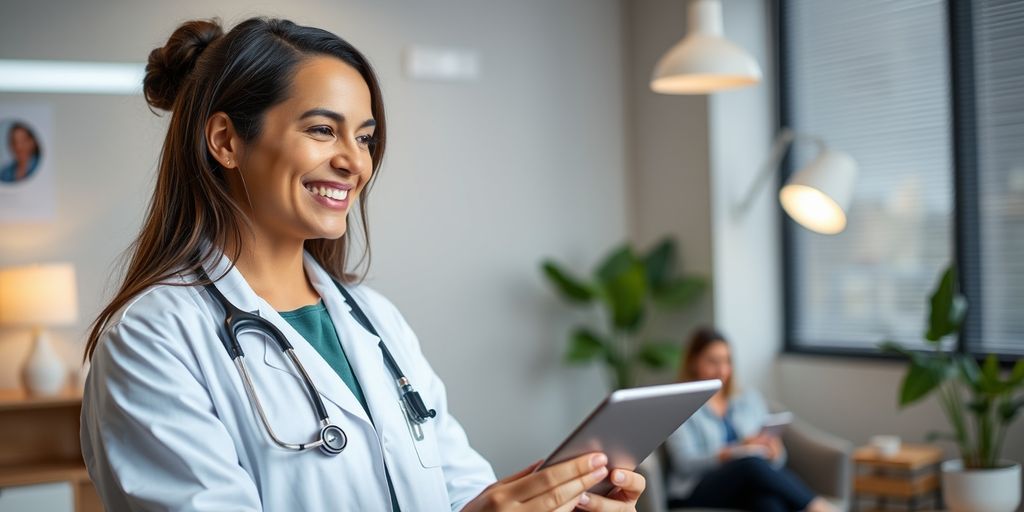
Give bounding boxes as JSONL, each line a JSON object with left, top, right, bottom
{"left": 200, "top": 250, "right": 374, "bottom": 427}
{"left": 302, "top": 252, "right": 399, "bottom": 430}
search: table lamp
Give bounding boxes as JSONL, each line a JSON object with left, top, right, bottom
{"left": 0, "top": 263, "right": 78, "bottom": 396}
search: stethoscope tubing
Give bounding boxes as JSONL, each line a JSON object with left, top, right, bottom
{"left": 196, "top": 266, "right": 433, "bottom": 457}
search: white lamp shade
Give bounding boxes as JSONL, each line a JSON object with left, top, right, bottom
{"left": 779, "top": 149, "right": 858, "bottom": 235}
{"left": 0, "top": 263, "right": 79, "bottom": 327}
{"left": 650, "top": 0, "right": 762, "bottom": 94}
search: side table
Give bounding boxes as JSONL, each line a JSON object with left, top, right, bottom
{"left": 853, "top": 443, "right": 944, "bottom": 511}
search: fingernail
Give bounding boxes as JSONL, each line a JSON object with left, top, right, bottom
{"left": 613, "top": 471, "right": 625, "bottom": 483}
{"left": 579, "top": 493, "right": 590, "bottom": 505}
{"left": 590, "top": 453, "right": 608, "bottom": 468}
{"left": 592, "top": 466, "right": 608, "bottom": 478}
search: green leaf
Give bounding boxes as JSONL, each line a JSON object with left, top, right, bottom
{"left": 643, "top": 238, "right": 676, "bottom": 291}
{"left": 636, "top": 341, "right": 682, "bottom": 370}
{"left": 595, "top": 245, "right": 636, "bottom": 283}
{"left": 604, "top": 264, "right": 648, "bottom": 331}
{"left": 967, "top": 398, "right": 991, "bottom": 416}
{"left": 652, "top": 276, "right": 705, "bottom": 308}
{"left": 542, "top": 261, "right": 596, "bottom": 304}
{"left": 979, "top": 354, "right": 1004, "bottom": 393}
{"left": 565, "top": 328, "right": 608, "bottom": 364}
{"left": 899, "top": 358, "right": 948, "bottom": 407}
{"left": 958, "top": 355, "right": 982, "bottom": 392}
{"left": 594, "top": 247, "right": 648, "bottom": 331}
{"left": 998, "top": 398, "right": 1024, "bottom": 423}
{"left": 925, "top": 265, "right": 967, "bottom": 343}
{"left": 1009, "top": 358, "right": 1024, "bottom": 387}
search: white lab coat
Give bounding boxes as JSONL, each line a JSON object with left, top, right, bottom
{"left": 80, "top": 248, "right": 497, "bottom": 511}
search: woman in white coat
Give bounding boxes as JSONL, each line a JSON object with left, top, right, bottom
{"left": 80, "top": 16, "right": 645, "bottom": 512}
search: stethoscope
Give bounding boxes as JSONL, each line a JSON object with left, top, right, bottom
{"left": 198, "top": 268, "right": 436, "bottom": 456}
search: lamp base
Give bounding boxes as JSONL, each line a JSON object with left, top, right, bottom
{"left": 22, "top": 327, "right": 68, "bottom": 396}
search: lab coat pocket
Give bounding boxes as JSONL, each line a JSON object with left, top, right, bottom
{"left": 402, "top": 402, "right": 442, "bottom": 468}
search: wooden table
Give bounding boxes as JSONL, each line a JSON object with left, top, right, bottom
{"left": 853, "top": 443, "right": 944, "bottom": 511}
{"left": 0, "top": 387, "right": 102, "bottom": 512}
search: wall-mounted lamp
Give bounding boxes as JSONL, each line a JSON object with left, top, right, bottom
{"left": 0, "top": 263, "right": 78, "bottom": 396}
{"left": 650, "top": 0, "right": 762, "bottom": 94}
{"left": 734, "top": 128, "right": 858, "bottom": 235}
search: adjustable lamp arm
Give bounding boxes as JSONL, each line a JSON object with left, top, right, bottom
{"left": 732, "top": 127, "right": 825, "bottom": 217}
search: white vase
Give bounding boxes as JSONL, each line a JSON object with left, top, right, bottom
{"left": 941, "top": 459, "right": 1022, "bottom": 512}
{"left": 22, "top": 328, "right": 68, "bottom": 396}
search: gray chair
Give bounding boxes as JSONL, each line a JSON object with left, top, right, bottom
{"left": 635, "top": 413, "right": 853, "bottom": 512}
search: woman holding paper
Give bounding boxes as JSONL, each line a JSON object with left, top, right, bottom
{"left": 663, "top": 327, "right": 836, "bottom": 512}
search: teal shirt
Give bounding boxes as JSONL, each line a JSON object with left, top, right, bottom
{"left": 278, "top": 300, "right": 370, "bottom": 412}
{"left": 278, "top": 299, "right": 401, "bottom": 512}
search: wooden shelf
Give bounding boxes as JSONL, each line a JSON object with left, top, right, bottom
{"left": 0, "top": 387, "right": 82, "bottom": 412}
{"left": 0, "top": 386, "right": 101, "bottom": 511}
{"left": 0, "top": 461, "right": 89, "bottom": 488}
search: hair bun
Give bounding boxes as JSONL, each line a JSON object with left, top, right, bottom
{"left": 144, "top": 19, "right": 224, "bottom": 111}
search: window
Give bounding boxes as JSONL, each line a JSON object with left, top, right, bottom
{"left": 969, "top": 0, "right": 1024, "bottom": 355}
{"left": 780, "top": 0, "right": 1024, "bottom": 357}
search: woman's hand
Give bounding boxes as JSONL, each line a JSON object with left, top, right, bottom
{"left": 577, "top": 467, "right": 645, "bottom": 511}
{"left": 462, "top": 452, "right": 645, "bottom": 511}
{"left": 744, "top": 434, "right": 783, "bottom": 460}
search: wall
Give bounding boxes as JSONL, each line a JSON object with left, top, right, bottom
{"left": 622, "top": 0, "right": 714, "bottom": 341}
{"left": 0, "top": 0, "right": 628, "bottom": 477}
{"left": 707, "top": 0, "right": 781, "bottom": 396}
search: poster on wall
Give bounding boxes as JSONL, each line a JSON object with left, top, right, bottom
{"left": 0, "top": 103, "right": 57, "bottom": 222}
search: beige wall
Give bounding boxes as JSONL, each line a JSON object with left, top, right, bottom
{"left": 0, "top": 0, "right": 628, "bottom": 477}
{"left": 622, "top": 0, "right": 714, "bottom": 337}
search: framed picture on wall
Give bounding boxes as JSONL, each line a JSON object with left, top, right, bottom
{"left": 0, "top": 102, "right": 56, "bottom": 222}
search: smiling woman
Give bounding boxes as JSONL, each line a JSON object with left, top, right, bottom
{"left": 78, "top": 15, "right": 645, "bottom": 512}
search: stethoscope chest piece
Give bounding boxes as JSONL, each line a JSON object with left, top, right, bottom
{"left": 319, "top": 424, "right": 347, "bottom": 455}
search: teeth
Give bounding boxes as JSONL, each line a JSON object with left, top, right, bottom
{"left": 306, "top": 185, "right": 348, "bottom": 201}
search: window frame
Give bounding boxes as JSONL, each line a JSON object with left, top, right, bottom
{"left": 776, "top": 0, "right": 1019, "bottom": 363}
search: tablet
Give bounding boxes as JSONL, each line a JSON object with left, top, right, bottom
{"left": 537, "top": 379, "right": 721, "bottom": 496}
{"left": 759, "top": 411, "right": 793, "bottom": 438}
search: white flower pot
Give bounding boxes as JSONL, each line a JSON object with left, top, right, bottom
{"left": 941, "top": 459, "right": 1022, "bottom": 512}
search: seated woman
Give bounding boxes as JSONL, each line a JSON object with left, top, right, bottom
{"left": 664, "top": 327, "right": 836, "bottom": 512}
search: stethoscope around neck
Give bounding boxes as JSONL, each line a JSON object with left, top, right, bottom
{"left": 197, "top": 268, "right": 436, "bottom": 456}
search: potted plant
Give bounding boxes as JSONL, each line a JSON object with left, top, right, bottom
{"left": 540, "top": 237, "right": 705, "bottom": 390}
{"left": 881, "top": 264, "right": 1024, "bottom": 512}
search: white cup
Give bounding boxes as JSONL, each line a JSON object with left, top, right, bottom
{"left": 870, "top": 435, "right": 901, "bottom": 457}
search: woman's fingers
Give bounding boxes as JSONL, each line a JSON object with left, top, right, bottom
{"left": 506, "top": 452, "right": 608, "bottom": 501}
{"left": 522, "top": 464, "right": 608, "bottom": 510}
{"left": 578, "top": 469, "right": 645, "bottom": 511}
{"left": 574, "top": 492, "right": 633, "bottom": 511}
{"left": 610, "top": 469, "right": 646, "bottom": 502}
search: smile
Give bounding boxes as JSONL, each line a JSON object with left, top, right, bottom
{"left": 305, "top": 184, "right": 349, "bottom": 201}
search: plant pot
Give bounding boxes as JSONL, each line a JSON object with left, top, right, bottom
{"left": 941, "top": 459, "right": 1022, "bottom": 512}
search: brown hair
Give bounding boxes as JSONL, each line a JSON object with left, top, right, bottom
{"left": 8, "top": 121, "right": 42, "bottom": 159}
{"left": 678, "top": 326, "right": 734, "bottom": 396}
{"left": 84, "top": 17, "right": 387, "bottom": 361}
